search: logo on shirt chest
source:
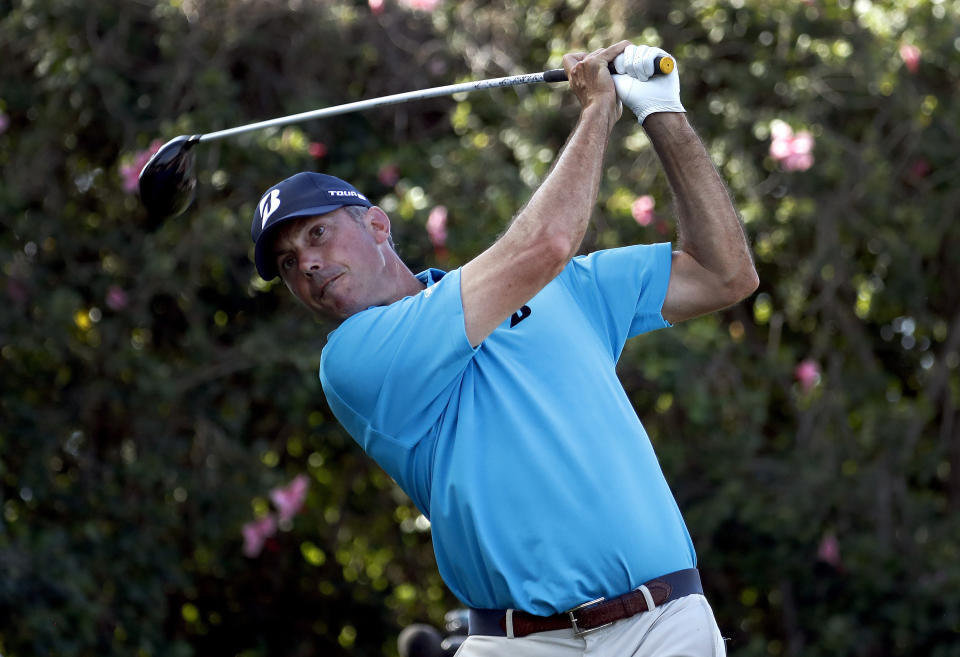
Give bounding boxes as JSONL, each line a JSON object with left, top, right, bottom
{"left": 510, "top": 305, "right": 532, "bottom": 328}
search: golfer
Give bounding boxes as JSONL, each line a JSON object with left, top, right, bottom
{"left": 251, "top": 41, "right": 757, "bottom": 656}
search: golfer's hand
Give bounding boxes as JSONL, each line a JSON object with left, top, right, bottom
{"left": 612, "top": 45, "right": 685, "bottom": 124}
{"left": 562, "top": 41, "right": 629, "bottom": 126}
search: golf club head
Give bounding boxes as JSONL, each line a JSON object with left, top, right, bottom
{"left": 138, "top": 134, "right": 200, "bottom": 220}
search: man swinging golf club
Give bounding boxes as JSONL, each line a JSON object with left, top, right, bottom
{"left": 250, "top": 41, "right": 758, "bottom": 656}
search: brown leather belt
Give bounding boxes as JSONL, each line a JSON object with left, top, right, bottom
{"left": 468, "top": 568, "right": 702, "bottom": 638}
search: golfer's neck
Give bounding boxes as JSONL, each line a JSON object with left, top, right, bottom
{"left": 391, "top": 262, "right": 427, "bottom": 301}
{"left": 371, "top": 258, "right": 426, "bottom": 310}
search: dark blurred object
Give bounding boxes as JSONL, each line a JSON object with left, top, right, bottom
{"left": 443, "top": 608, "right": 469, "bottom": 634}
{"left": 398, "top": 609, "right": 469, "bottom": 657}
{"left": 397, "top": 624, "right": 442, "bottom": 657}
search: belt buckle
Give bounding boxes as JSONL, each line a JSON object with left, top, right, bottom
{"left": 567, "top": 596, "right": 612, "bottom": 638}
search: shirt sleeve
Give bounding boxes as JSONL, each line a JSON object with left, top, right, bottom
{"left": 319, "top": 268, "right": 477, "bottom": 452}
{"left": 560, "top": 243, "right": 673, "bottom": 358}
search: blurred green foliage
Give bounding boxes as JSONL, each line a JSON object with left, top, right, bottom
{"left": 1, "top": 0, "right": 959, "bottom": 655}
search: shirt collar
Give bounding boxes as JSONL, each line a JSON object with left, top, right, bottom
{"left": 416, "top": 268, "right": 448, "bottom": 287}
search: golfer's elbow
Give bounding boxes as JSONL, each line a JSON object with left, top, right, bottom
{"left": 540, "top": 231, "right": 579, "bottom": 278}
{"left": 505, "top": 212, "right": 581, "bottom": 281}
{"left": 726, "top": 262, "right": 760, "bottom": 305}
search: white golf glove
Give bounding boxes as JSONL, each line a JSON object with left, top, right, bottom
{"left": 612, "top": 45, "right": 685, "bottom": 124}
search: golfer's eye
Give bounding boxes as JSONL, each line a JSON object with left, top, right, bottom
{"left": 309, "top": 225, "right": 324, "bottom": 240}
{"left": 281, "top": 256, "right": 296, "bottom": 271}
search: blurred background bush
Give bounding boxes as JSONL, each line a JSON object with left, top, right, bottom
{"left": 1, "top": 0, "right": 958, "bottom": 655}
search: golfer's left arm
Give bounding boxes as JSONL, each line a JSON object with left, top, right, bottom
{"left": 648, "top": 113, "right": 759, "bottom": 324}
{"left": 612, "top": 45, "right": 758, "bottom": 323}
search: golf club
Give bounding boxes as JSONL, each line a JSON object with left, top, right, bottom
{"left": 138, "top": 56, "right": 673, "bottom": 219}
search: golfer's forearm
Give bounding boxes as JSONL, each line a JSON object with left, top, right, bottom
{"left": 459, "top": 103, "right": 616, "bottom": 346}
{"left": 645, "top": 113, "right": 757, "bottom": 291}
{"left": 509, "top": 103, "right": 615, "bottom": 263}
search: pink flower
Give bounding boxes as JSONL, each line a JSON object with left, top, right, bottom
{"left": 378, "top": 164, "right": 400, "bottom": 187}
{"left": 120, "top": 139, "right": 163, "bottom": 193}
{"left": 783, "top": 153, "right": 814, "bottom": 172}
{"left": 770, "top": 120, "right": 793, "bottom": 141}
{"left": 817, "top": 532, "right": 841, "bottom": 568}
{"left": 791, "top": 131, "right": 814, "bottom": 154}
{"left": 899, "top": 44, "right": 921, "bottom": 74}
{"left": 0, "top": 112, "right": 9, "bottom": 135}
{"left": 270, "top": 474, "right": 309, "bottom": 523}
{"left": 631, "top": 195, "right": 655, "bottom": 226}
{"left": 769, "top": 120, "right": 814, "bottom": 172}
{"left": 242, "top": 515, "right": 277, "bottom": 558}
{"left": 426, "top": 205, "right": 448, "bottom": 248}
{"left": 105, "top": 285, "right": 129, "bottom": 311}
{"left": 794, "top": 359, "right": 820, "bottom": 391}
{"left": 369, "top": 0, "right": 385, "bottom": 13}
{"left": 308, "top": 142, "right": 327, "bottom": 158}
{"left": 399, "top": 0, "right": 441, "bottom": 10}
{"left": 781, "top": 132, "right": 814, "bottom": 172}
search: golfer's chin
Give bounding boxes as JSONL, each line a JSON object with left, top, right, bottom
{"left": 308, "top": 292, "right": 364, "bottom": 322}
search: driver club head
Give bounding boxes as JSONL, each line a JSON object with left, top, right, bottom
{"left": 138, "top": 134, "right": 201, "bottom": 220}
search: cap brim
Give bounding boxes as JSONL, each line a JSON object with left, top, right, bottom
{"left": 254, "top": 203, "right": 363, "bottom": 280}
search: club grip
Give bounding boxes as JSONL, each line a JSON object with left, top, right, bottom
{"left": 543, "top": 55, "right": 673, "bottom": 83}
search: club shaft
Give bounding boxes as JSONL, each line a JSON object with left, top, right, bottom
{"left": 196, "top": 55, "right": 671, "bottom": 143}
{"left": 198, "top": 71, "right": 553, "bottom": 143}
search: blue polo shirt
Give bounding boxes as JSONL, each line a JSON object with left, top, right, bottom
{"left": 319, "top": 243, "right": 696, "bottom": 615}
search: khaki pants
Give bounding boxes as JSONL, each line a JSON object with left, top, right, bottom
{"left": 457, "top": 594, "right": 726, "bottom": 657}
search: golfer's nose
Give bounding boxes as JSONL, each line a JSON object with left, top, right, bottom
{"left": 300, "top": 251, "right": 324, "bottom": 276}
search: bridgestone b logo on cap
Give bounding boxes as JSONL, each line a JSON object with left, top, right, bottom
{"left": 259, "top": 189, "right": 281, "bottom": 229}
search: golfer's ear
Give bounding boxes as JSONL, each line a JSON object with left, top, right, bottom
{"left": 366, "top": 206, "right": 392, "bottom": 243}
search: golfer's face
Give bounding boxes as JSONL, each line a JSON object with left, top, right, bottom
{"left": 273, "top": 209, "right": 386, "bottom": 320}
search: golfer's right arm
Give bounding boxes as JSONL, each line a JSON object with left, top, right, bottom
{"left": 459, "top": 42, "right": 629, "bottom": 347}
